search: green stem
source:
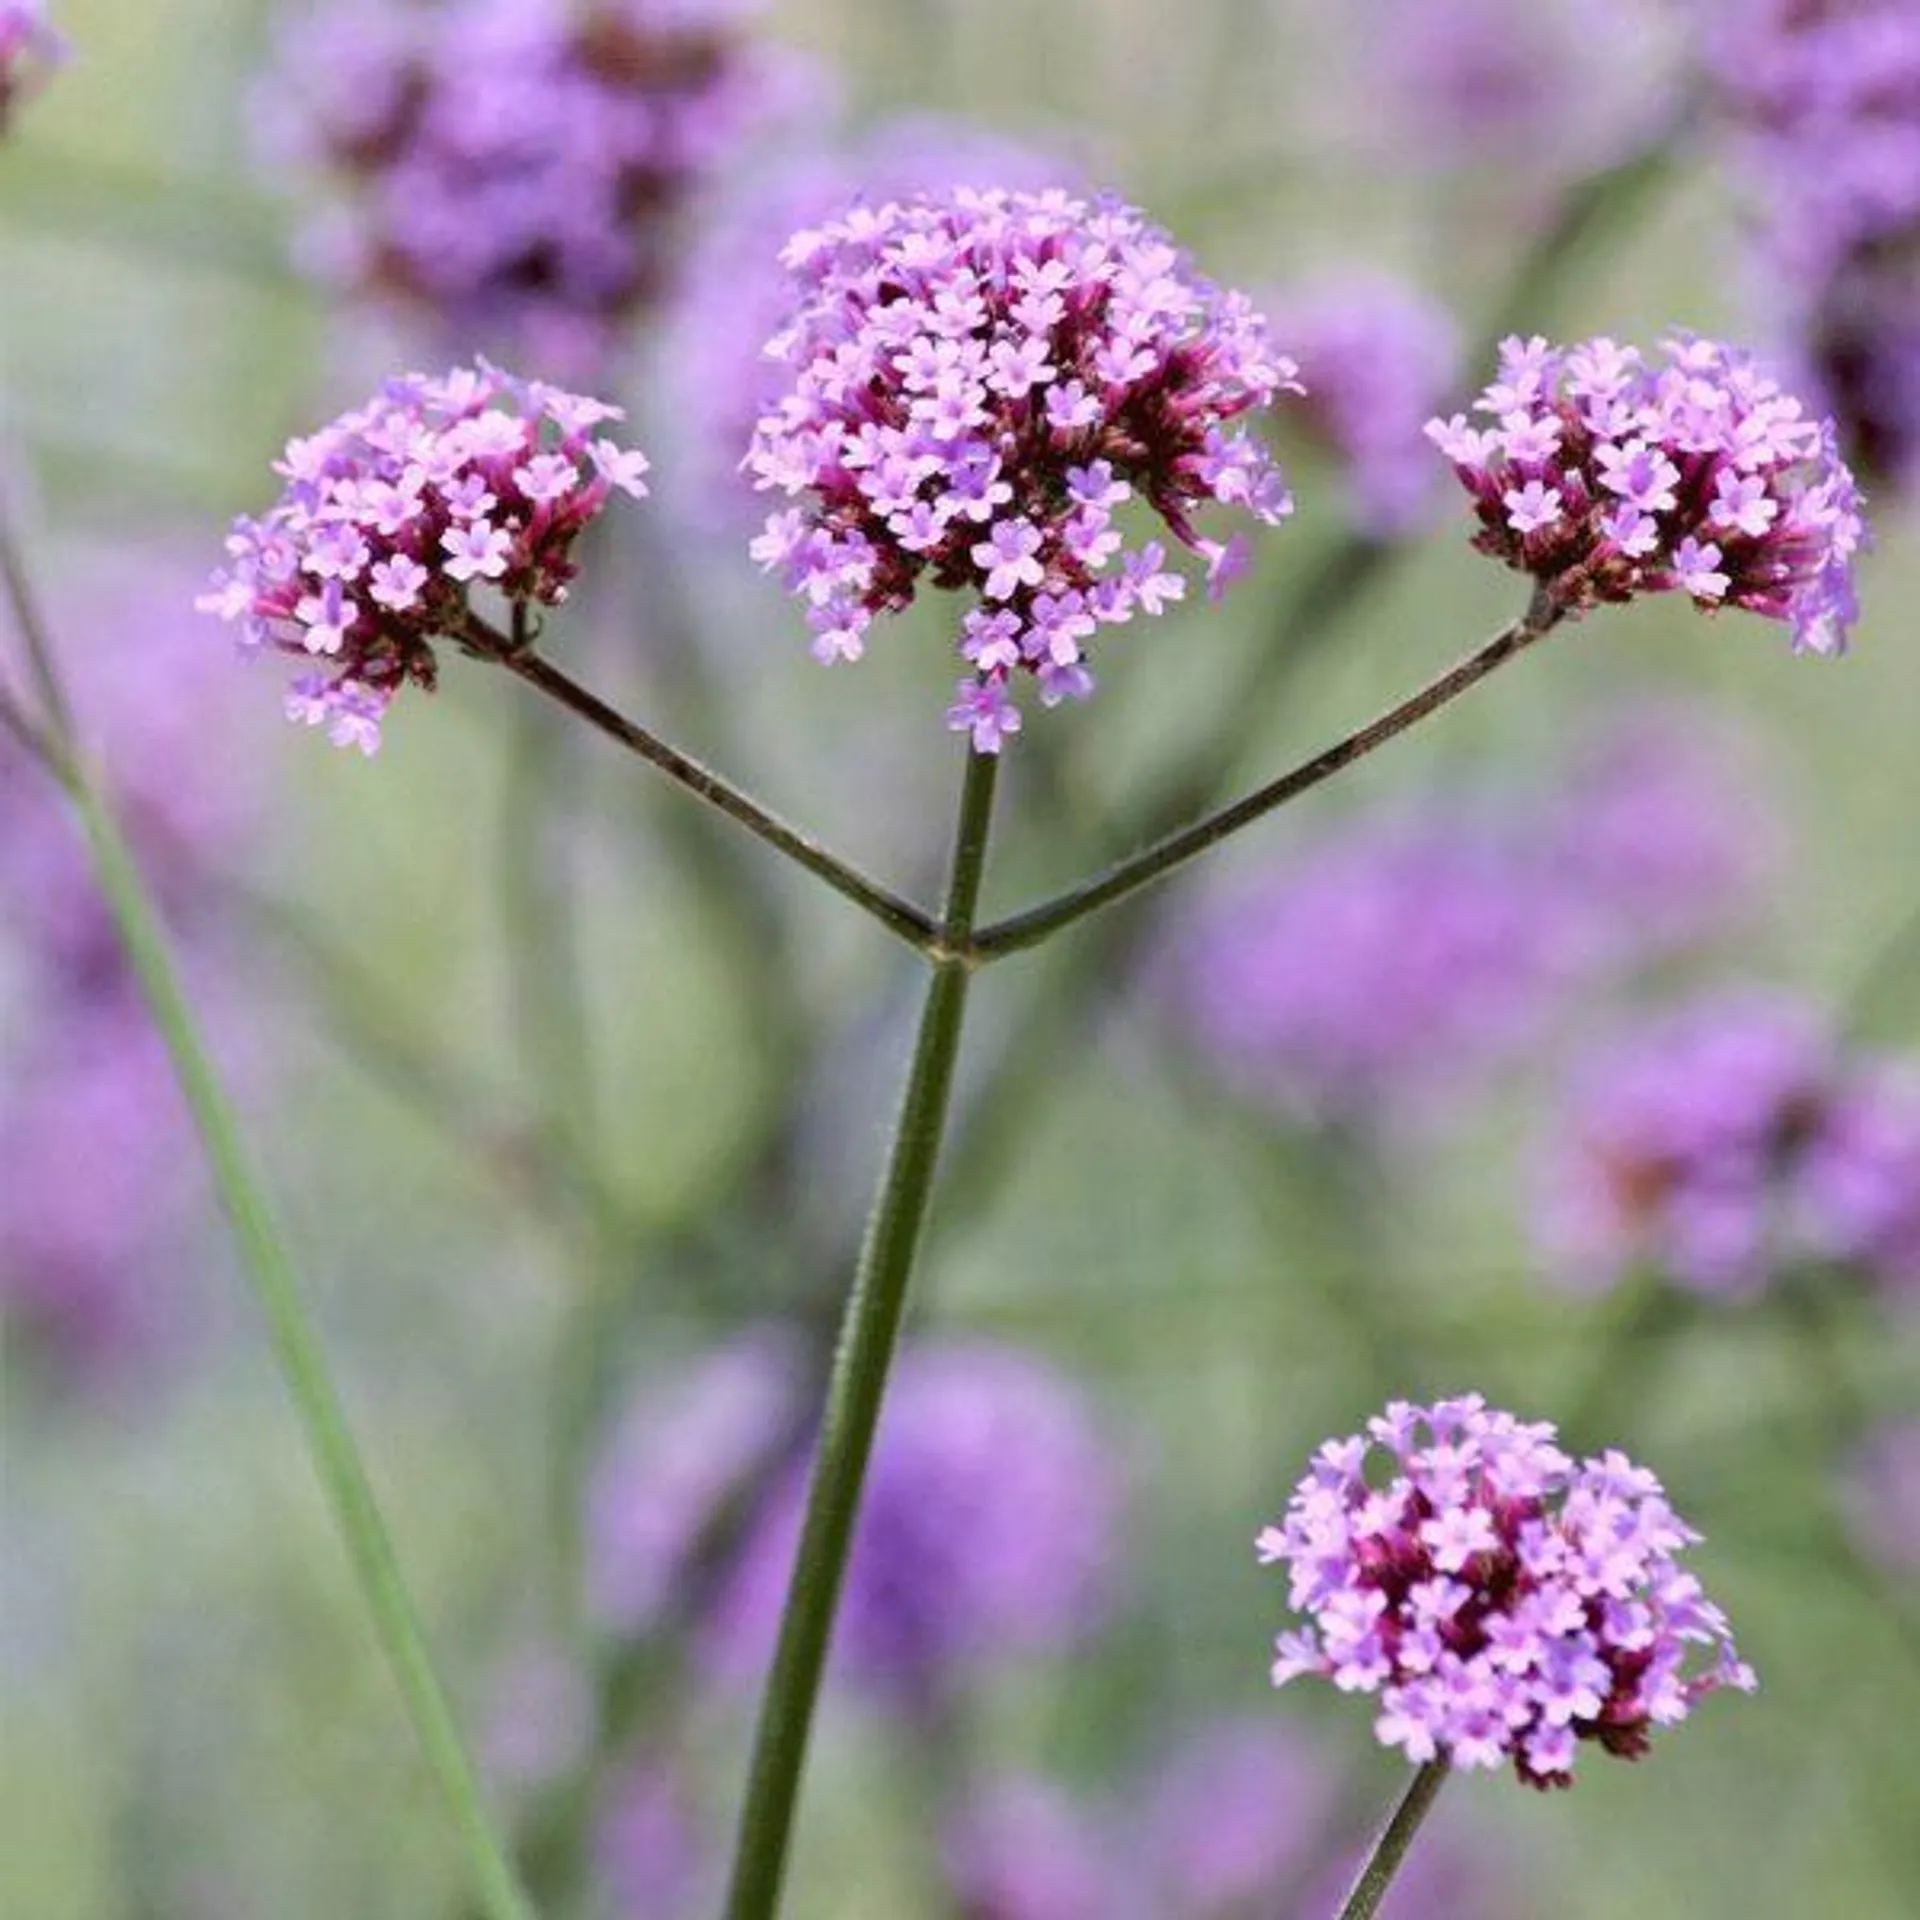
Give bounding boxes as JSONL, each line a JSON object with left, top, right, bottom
{"left": 1, "top": 527, "right": 537, "bottom": 1920}
{"left": 721, "top": 747, "right": 1000, "bottom": 1920}
{"left": 467, "top": 623, "right": 941, "bottom": 957}
{"left": 1334, "top": 1760, "right": 1451, "bottom": 1920}
{"left": 973, "top": 589, "right": 1562, "bottom": 960}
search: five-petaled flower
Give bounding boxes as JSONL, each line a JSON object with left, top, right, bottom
{"left": 1260, "top": 1396, "right": 1754, "bottom": 1787}
{"left": 745, "top": 185, "right": 1302, "bottom": 751}
{"left": 198, "top": 360, "right": 649, "bottom": 753}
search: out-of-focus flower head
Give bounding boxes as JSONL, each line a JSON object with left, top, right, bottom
{"left": 261, "top": 0, "right": 801, "bottom": 369}
{"left": 701, "top": 1341, "right": 1123, "bottom": 1702}
{"left": 594, "top": 1757, "right": 710, "bottom": 1920}
{"left": 943, "top": 1776, "right": 1133, "bottom": 1920}
{"left": 1843, "top": 1418, "right": 1920, "bottom": 1576}
{"left": 1427, "top": 333, "right": 1866, "bottom": 655}
{"left": 0, "top": 1, "right": 64, "bottom": 133}
{"left": 1343, "top": 0, "right": 1677, "bottom": 177}
{"left": 197, "top": 360, "right": 650, "bottom": 753}
{"left": 1260, "top": 273, "right": 1460, "bottom": 538}
{"left": 744, "top": 185, "right": 1301, "bottom": 752}
{"left": 1165, "top": 705, "right": 1774, "bottom": 1125}
{"left": 1707, "top": 0, "right": 1920, "bottom": 489}
{"left": 658, "top": 117, "right": 1075, "bottom": 525}
{"left": 1261, "top": 1395, "right": 1755, "bottom": 1787}
{"left": 1542, "top": 990, "right": 1920, "bottom": 1300}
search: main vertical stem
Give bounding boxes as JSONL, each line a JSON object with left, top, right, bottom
{"left": 722, "top": 748, "right": 999, "bottom": 1920}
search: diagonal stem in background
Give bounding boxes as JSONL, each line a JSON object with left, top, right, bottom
{"left": 462, "top": 618, "right": 942, "bottom": 958}
{"left": 722, "top": 746, "right": 999, "bottom": 1920}
{"left": 0, "top": 519, "right": 539, "bottom": 1920}
{"left": 973, "top": 586, "right": 1563, "bottom": 959}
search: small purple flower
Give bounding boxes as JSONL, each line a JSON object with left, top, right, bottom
{"left": 1428, "top": 333, "right": 1867, "bottom": 654}
{"left": 746, "top": 186, "right": 1301, "bottom": 749}
{"left": 1541, "top": 991, "right": 1920, "bottom": 1301}
{"left": 0, "top": 1, "right": 64, "bottom": 132}
{"left": 1261, "top": 274, "right": 1461, "bottom": 537}
{"left": 259, "top": 0, "right": 802, "bottom": 367}
{"left": 702, "top": 1342, "right": 1122, "bottom": 1702}
{"left": 199, "top": 360, "right": 649, "bottom": 751}
{"left": 1261, "top": 1396, "right": 1754, "bottom": 1787}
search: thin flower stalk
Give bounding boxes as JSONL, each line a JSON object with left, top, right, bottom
{"left": 1334, "top": 1760, "right": 1452, "bottom": 1920}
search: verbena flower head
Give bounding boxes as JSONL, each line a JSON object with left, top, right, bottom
{"left": 658, "top": 118, "right": 1071, "bottom": 524}
{"left": 704, "top": 1341, "right": 1122, "bottom": 1700}
{"left": 1166, "top": 707, "right": 1772, "bottom": 1124}
{"left": 1427, "top": 333, "right": 1866, "bottom": 655}
{"left": 1261, "top": 1395, "right": 1754, "bottom": 1788}
{"left": 1263, "top": 274, "right": 1460, "bottom": 537}
{"left": 261, "top": 0, "right": 796, "bottom": 368}
{"left": 744, "top": 186, "right": 1301, "bottom": 751}
{"left": 198, "top": 360, "right": 650, "bottom": 752}
{"left": 1708, "top": 0, "right": 1920, "bottom": 488}
{"left": 0, "top": 1, "right": 64, "bottom": 131}
{"left": 1541, "top": 991, "right": 1920, "bottom": 1299}
{"left": 942, "top": 1777, "right": 1131, "bottom": 1920}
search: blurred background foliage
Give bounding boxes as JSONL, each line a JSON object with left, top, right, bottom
{"left": 3, "top": 2, "right": 1918, "bottom": 1916}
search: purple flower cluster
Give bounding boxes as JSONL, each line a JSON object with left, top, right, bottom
{"left": 261, "top": 0, "right": 795, "bottom": 368}
{"left": 1261, "top": 1396, "right": 1754, "bottom": 1787}
{"left": 1166, "top": 706, "right": 1773, "bottom": 1122}
{"left": 1709, "top": 0, "right": 1920, "bottom": 487}
{"left": 1427, "top": 333, "right": 1865, "bottom": 655}
{"left": 706, "top": 1342, "right": 1121, "bottom": 1699}
{"left": 0, "top": 1, "right": 62, "bottom": 131}
{"left": 2, "top": 552, "right": 268, "bottom": 1377}
{"left": 744, "top": 186, "right": 1300, "bottom": 751}
{"left": 1543, "top": 991, "right": 1920, "bottom": 1299}
{"left": 657, "top": 119, "right": 1070, "bottom": 524}
{"left": 1262, "top": 274, "right": 1460, "bottom": 538}
{"left": 587, "top": 1337, "right": 1120, "bottom": 1701}
{"left": 198, "top": 360, "right": 650, "bottom": 752}
{"left": 942, "top": 1778, "right": 1132, "bottom": 1920}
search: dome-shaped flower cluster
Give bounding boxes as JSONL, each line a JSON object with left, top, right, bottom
{"left": 1542, "top": 991, "right": 1920, "bottom": 1300}
{"left": 1707, "top": 0, "right": 1920, "bottom": 489}
{"left": 197, "top": 360, "right": 650, "bottom": 753}
{"left": 1426, "top": 333, "right": 1865, "bottom": 655}
{"left": 1261, "top": 1396, "right": 1754, "bottom": 1788}
{"left": 744, "top": 186, "right": 1300, "bottom": 752}
{"left": 261, "top": 0, "right": 795, "bottom": 368}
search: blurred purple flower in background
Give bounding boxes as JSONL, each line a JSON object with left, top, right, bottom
{"left": 260, "top": 0, "right": 801, "bottom": 370}
{"left": 1260, "top": 274, "right": 1460, "bottom": 539}
{"left": 1344, "top": 0, "right": 1676, "bottom": 178}
{"left": 656, "top": 118, "right": 1074, "bottom": 525}
{"left": 198, "top": 360, "right": 650, "bottom": 751}
{"left": 1843, "top": 1419, "right": 1920, "bottom": 1576}
{"left": 744, "top": 186, "right": 1301, "bottom": 750}
{"left": 595, "top": 1756, "right": 711, "bottom": 1920}
{"left": 0, "top": 0, "right": 62, "bottom": 132}
{"left": 1165, "top": 706, "right": 1774, "bottom": 1124}
{"left": 2, "top": 552, "right": 268, "bottom": 1378}
{"left": 589, "top": 1337, "right": 1121, "bottom": 1704}
{"left": 1428, "top": 333, "right": 1865, "bottom": 653}
{"left": 1541, "top": 990, "right": 1920, "bottom": 1300}
{"left": 1708, "top": 0, "right": 1920, "bottom": 490}
{"left": 1261, "top": 1396, "right": 1755, "bottom": 1787}
{"left": 943, "top": 1775, "right": 1133, "bottom": 1920}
